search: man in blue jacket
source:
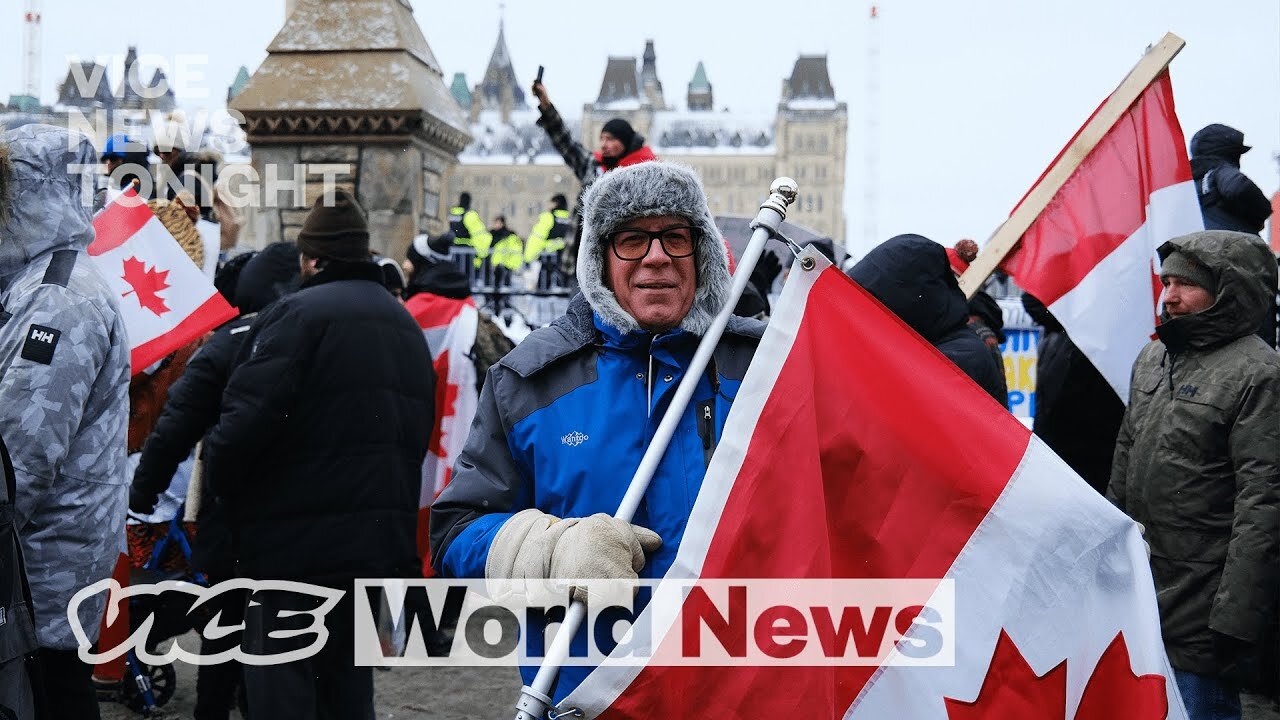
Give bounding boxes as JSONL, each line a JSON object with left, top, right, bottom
{"left": 430, "top": 161, "right": 765, "bottom": 701}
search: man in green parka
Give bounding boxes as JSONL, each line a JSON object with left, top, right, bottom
{"left": 1108, "top": 229, "right": 1280, "bottom": 720}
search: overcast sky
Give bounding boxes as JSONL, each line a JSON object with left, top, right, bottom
{"left": 3, "top": 0, "right": 1277, "bottom": 256}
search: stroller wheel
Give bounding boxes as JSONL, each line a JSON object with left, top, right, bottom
{"left": 121, "top": 660, "right": 177, "bottom": 713}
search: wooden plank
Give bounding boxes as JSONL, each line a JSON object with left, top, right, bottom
{"left": 958, "top": 32, "right": 1186, "bottom": 299}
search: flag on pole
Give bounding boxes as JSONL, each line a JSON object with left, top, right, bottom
{"left": 561, "top": 252, "right": 1185, "bottom": 719}
{"left": 89, "top": 192, "right": 237, "bottom": 374}
{"left": 404, "top": 292, "right": 479, "bottom": 577}
{"left": 999, "top": 70, "right": 1202, "bottom": 399}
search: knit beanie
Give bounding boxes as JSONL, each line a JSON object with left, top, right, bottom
{"left": 408, "top": 231, "right": 454, "bottom": 267}
{"left": 296, "top": 189, "right": 369, "bottom": 262}
{"left": 1160, "top": 250, "right": 1216, "bottom": 294}
{"left": 601, "top": 118, "right": 637, "bottom": 149}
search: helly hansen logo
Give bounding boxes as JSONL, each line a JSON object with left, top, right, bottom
{"left": 20, "top": 324, "right": 60, "bottom": 365}
{"left": 1177, "top": 384, "right": 1199, "bottom": 399}
{"left": 561, "top": 431, "right": 589, "bottom": 447}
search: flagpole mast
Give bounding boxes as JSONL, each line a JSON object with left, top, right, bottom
{"left": 957, "top": 32, "right": 1186, "bottom": 300}
{"left": 514, "top": 177, "right": 799, "bottom": 720}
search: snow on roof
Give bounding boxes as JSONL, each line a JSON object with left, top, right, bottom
{"left": 650, "top": 108, "right": 775, "bottom": 152}
{"left": 458, "top": 109, "right": 575, "bottom": 162}
{"left": 783, "top": 98, "right": 842, "bottom": 111}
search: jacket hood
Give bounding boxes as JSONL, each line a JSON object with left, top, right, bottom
{"left": 234, "top": 241, "right": 301, "bottom": 313}
{"left": 1156, "top": 230, "right": 1275, "bottom": 351}
{"left": 577, "top": 161, "right": 730, "bottom": 337}
{"left": 847, "top": 234, "right": 970, "bottom": 343}
{"left": 1190, "top": 124, "right": 1249, "bottom": 166}
{"left": 406, "top": 260, "right": 471, "bottom": 300}
{"left": 0, "top": 124, "right": 97, "bottom": 278}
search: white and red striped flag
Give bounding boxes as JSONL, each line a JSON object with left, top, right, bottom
{"left": 405, "top": 292, "right": 479, "bottom": 577}
{"left": 1000, "top": 70, "right": 1202, "bottom": 399}
{"left": 561, "top": 252, "right": 1185, "bottom": 719}
{"left": 90, "top": 192, "right": 237, "bottom": 374}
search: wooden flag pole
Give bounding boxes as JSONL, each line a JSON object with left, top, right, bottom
{"left": 958, "top": 32, "right": 1186, "bottom": 300}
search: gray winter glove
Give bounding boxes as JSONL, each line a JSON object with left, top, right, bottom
{"left": 486, "top": 509, "right": 663, "bottom": 603}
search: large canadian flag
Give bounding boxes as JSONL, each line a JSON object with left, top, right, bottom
{"left": 1000, "top": 71, "right": 1202, "bottom": 399}
{"left": 404, "top": 292, "right": 479, "bottom": 577}
{"left": 90, "top": 192, "right": 237, "bottom": 373}
{"left": 562, "top": 252, "right": 1186, "bottom": 719}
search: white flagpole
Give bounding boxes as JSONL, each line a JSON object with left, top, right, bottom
{"left": 514, "top": 178, "right": 799, "bottom": 720}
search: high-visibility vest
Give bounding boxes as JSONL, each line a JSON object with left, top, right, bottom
{"left": 486, "top": 229, "right": 524, "bottom": 271}
{"left": 449, "top": 207, "right": 492, "bottom": 258}
{"left": 525, "top": 209, "right": 570, "bottom": 263}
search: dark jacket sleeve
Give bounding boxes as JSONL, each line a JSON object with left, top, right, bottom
{"left": 429, "top": 364, "right": 531, "bottom": 578}
{"left": 131, "top": 329, "right": 237, "bottom": 502}
{"left": 203, "top": 301, "right": 310, "bottom": 492}
{"left": 1106, "top": 366, "right": 1140, "bottom": 509}
{"left": 1212, "top": 165, "right": 1274, "bottom": 231}
{"left": 1210, "top": 371, "right": 1280, "bottom": 641}
{"left": 536, "top": 103, "right": 596, "bottom": 185}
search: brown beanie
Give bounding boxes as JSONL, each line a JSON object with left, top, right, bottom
{"left": 296, "top": 189, "right": 369, "bottom": 262}
{"left": 1160, "top": 250, "right": 1216, "bottom": 295}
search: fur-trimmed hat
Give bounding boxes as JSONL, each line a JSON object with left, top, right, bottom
{"left": 577, "top": 161, "right": 730, "bottom": 336}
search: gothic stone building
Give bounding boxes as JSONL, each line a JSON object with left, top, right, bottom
{"left": 445, "top": 30, "right": 847, "bottom": 243}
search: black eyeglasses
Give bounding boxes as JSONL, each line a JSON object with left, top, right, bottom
{"left": 608, "top": 225, "right": 701, "bottom": 261}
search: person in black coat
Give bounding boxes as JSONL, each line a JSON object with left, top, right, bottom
{"left": 203, "top": 190, "right": 434, "bottom": 719}
{"left": 1190, "top": 124, "right": 1273, "bottom": 235}
{"left": 128, "top": 241, "right": 299, "bottom": 720}
{"left": 848, "top": 234, "right": 1008, "bottom": 405}
{"left": 1021, "top": 293, "right": 1124, "bottom": 495}
{"left": 1189, "top": 124, "right": 1278, "bottom": 347}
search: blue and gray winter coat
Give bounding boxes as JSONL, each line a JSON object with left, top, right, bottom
{"left": 0, "top": 125, "right": 130, "bottom": 649}
{"left": 430, "top": 294, "right": 763, "bottom": 697}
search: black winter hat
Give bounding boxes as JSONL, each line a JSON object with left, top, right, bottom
{"left": 296, "top": 189, "right": 369, "bottom": 262}
{"left": 601, "top": 118, "right": 637, "bottom": 149}
{"left": 408, "top": 231, "right": 455, "bottom": 267}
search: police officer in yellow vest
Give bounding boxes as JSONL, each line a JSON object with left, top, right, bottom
{"left": 488, "top": 215, "right": 524, "bottom": 291}
{"left": 448, "top": 192, "right": 492, "bottom": 262}
{"left": 525, "top": 194, "right": 571, "bottom": 290}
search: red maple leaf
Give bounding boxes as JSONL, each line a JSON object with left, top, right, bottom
{"left": 1075, "top": 633, "right": 1168, "bottom": 720}
{"left": 428, "top": 349, "right": 460, "bottom": 458}
{"left": 946, "top": 631, "right": 1168, "bottom": 720}
{"left": 946, "top": 630, "right": 1067, "bottom": 720}
{"left": 121, "top": 256, "right": 170, "bottom": 316}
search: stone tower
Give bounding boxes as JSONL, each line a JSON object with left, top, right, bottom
{"left": 231, "top": 0, "right": 472, "bottom": 257}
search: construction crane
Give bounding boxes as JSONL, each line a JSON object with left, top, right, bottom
{"left": 23, "top": 0, "right": 43, "bottom": 101}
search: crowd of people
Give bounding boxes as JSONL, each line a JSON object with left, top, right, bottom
{"left": 0, "top": 83, "right": 1275, "bottom": 720}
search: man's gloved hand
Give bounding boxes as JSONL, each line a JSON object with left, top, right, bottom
{"left": 486, "top": 509, "right": 662, "bottom": 603}
{"left": 129, "top": 484, "right": 159, "bottom": 516}
{"left": 1136, "top": 522, "right": 1150, "bottom": 559}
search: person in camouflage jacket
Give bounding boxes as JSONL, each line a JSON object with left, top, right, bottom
{"left": 1108, "top": 230, "right": 1280, "bottom": 717}
{"left": 0, "top": 125, "right": 130, "bottom": 718}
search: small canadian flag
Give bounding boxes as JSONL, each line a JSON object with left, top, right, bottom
{"left": 90, "top": 191, "right": 237, "bottom": 374}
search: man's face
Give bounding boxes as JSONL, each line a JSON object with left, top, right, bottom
{"left": 599, "top": 132, "right": 625, "bottom": 159}
{"left": 1162, "top": 275, "right": 1215, "bottom": 318}
{"left": 605, "top": 215, "right": 698, "bottom": 333}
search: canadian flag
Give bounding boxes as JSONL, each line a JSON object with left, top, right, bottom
{"left": 90, "top": 192, "right": 237, "bottom": 374}
{"left": 561, "top": 253, "right": 1186, "bottom": 719}
{"left": 1000, "top": 71, "right": 1203, "bottom": 399}
{"left": 404, "top": 292, "right": 479, "bottom": 577}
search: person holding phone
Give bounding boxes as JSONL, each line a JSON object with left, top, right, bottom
{"left": 531, "top": 71, "right": 658, "bottom": 280}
